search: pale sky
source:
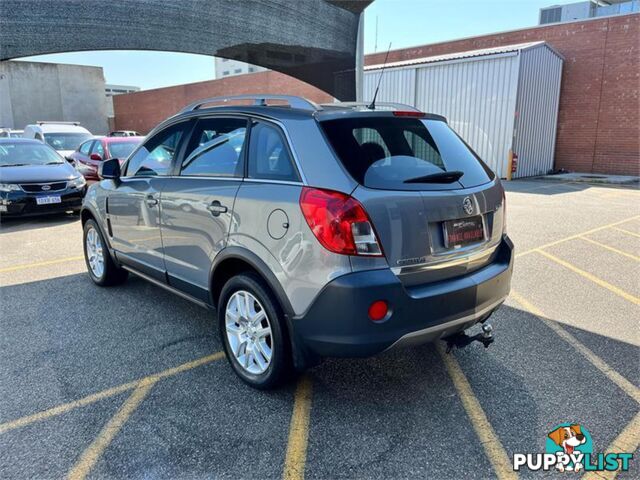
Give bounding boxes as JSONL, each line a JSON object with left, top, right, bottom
{"left": 19, "top": 0, "right": 569, "bottom": 90}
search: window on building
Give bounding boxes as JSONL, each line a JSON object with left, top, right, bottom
{"left": 234, "top": 68, "right": 242, "bottom": 74}
{"left": 222, "top": 70, "right": 230, "bottom": 76}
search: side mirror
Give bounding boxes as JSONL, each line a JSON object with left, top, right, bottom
{"left": 90, "top": 153, "right": 102, "bottom": 161}
{"left": 99, "top": 158, "right": 121, "bottom": 180}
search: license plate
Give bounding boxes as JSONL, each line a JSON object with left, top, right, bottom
{"left": 443, "top": 216, "right": 485, "bottom": 249}
{"left": 36, "top": 196, "right": 62, "bottom": 205}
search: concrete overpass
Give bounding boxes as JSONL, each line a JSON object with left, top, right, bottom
{"left": 0, "top": 0, "right": 371, "bottom": 100}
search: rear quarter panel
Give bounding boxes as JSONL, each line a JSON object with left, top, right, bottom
{"left": 229, "top": 181, "right": 351, "bottom": 315}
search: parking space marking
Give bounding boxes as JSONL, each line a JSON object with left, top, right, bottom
{"left": 283, "top": 375, "right": 313, "bottom": 480}
{"left": 515, "top": 215, "right": 640, "bottom": 259}
{"left": 582, "top": 411, "right": 640, "bottom": 480}
{"left": 578, "top": 236, "right": 640, "bottom": 262}
{"left": 67, "top": 377, "right": 158, "bottom": 480}
{"left": 612, "top": 227, "right": 640, "bottom": 239}
{"left": 510, "top": 291, "right": 640, "bottom": 404}
{"left": 0, "top": 352, "right": 224, "bottom": 435}
{"left": 0, "top": 255, "right": 84, "bottom": 273}
{"left": 438, "top": 345, "right": 518, "bottom": 480}
{"left": 534, "top": 249, "right": 640, "bottom": 306}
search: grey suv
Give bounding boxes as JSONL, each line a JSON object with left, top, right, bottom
{"left": 81, "top": 95, "right": 513, "bottom": 388}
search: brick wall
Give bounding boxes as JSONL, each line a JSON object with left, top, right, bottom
{"left": 114, "top": 14, "right": 639, "bottom": 176}
{"left": 113, "top": 70, "right": 334, "bottom": 134}
{"left": 366, "top": 14, "right": 639, "bottom": 176}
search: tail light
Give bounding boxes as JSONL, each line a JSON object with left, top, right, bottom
{"left": 299, "top": 187, "right": 383, "bottom": 257}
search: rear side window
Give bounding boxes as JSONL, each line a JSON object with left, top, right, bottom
{"left": 247, "top": 122, "right": 300, "bottom": 182}
{"left": 181, "top": 117, "right": 247, "bottom": 177}
{"left": 320, "top": 117, "right": 493, "bottom": 190}
{"left": 126, "top": 122, "right": 188, "bottom": 176}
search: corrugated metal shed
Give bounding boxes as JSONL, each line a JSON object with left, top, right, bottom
{"left": 364, "top": 42, "right": 564, "bottom": 179}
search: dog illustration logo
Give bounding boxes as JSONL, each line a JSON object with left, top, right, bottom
{"left": 546, "top": 424, "right": 591, "bottom": 472}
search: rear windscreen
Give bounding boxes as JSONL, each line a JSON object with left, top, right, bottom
{"left": 319, "top": 117, "right": 494, "bottom": 190}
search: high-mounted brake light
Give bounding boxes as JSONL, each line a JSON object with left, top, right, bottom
{"left": 392, "top": 111, "right": 425, "bottom": 117}
{"left": 299, "top": 187, "right": 383, "bottom": 257}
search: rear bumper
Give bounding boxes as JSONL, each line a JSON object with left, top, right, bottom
{"left": 292, "top": 235, "right": 513, "bottom": 357}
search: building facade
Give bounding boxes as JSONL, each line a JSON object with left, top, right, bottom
{"left": 539, "top": 0, "right": 639, "bottom": 24}
{"left": 214, "top": 58, "right": 267, "bottom": 79}
{"left": 0, "top": 60, "right": 109, "bottom": 135}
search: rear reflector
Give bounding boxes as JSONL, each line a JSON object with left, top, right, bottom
{"left": 392, "top": 111, "right": 425, "bottom": 117}
{"left": 368, "top": 300, "right": 388, "bottom": 322}
{"left": 299, "top": 187, "right": 383, "bottom": 257}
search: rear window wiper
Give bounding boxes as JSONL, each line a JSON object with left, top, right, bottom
{"left": 0, "top": 163, "right": 28, "bottom": 167}
{"left": 403, "top": 170, "right": 464, "bottom": 184}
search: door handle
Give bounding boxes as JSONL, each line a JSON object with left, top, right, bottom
{"left": 207, "top": 200, "right": 228, "bottom": 216}
{"left": 145, "top": 194, "right": 158, "bottom": 207}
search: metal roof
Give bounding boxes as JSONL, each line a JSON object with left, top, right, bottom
{"left": 365, "top": 41, "right": 564, "bottom": 71}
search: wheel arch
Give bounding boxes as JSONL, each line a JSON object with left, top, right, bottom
{"left": 209, "top": 247, "right": 294, "bottom": 318}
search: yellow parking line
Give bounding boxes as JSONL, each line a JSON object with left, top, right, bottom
{"left": 582, "top": 411, "right": 640, "bottom": 480}
{"left": 0, "top": 255, "right": 84, "bottom": 273}
{"left": 0, "top": 352, "right": 224, "bottom": 435}
{"left": 612, "top": 227, "right": 640, "bottom": 239}
{"left": 283, "top": 375, "right": 313, "bottom": 480}
{"left": 67, "top": 377, "right": 158, "bottom": 480}
{"left": 510, "top": 291, "right": 640, "bottom": 404}
{"left": 516, "top": 215, "right": 640, "bottom": 258}
{"left": 579, "top": 236, "right": 640, "bottom": 262}
{"left": 439, "top": 345, "right": 518, "bottom": 480}
{"left": 535, "top": 249, "right": 640, "bottom": 306}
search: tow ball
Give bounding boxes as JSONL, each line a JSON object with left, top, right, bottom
{"left": 444, "top": 324, "right": 494, "bottom": 353}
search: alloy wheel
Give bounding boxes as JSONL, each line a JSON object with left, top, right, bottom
{"left": 225, "top": 290, "right": 273, "bottom": 375}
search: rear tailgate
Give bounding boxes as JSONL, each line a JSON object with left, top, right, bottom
{"left": 319, "top": 112, "right": 505, "bottom": 285}
{"left": 352, "top": 181, "right": 505, "bottom": 286}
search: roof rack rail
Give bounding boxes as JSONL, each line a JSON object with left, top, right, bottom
{"left": 36, "top": 121, "right": 81, "bottom": 126}
{"left": 179, "top": 95, "right": 321, "bottom": 114}
{"left": 326, "top": 101, "right": 421, "bottom": 112}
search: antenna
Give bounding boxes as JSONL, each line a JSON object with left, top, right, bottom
{"left": 367, "top": 42, "right": 392, "bottom": 110}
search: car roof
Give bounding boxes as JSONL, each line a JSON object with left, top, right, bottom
{"left": 26, "top": 123, "right": 91, "bottom": 133}
{"left": 101, "top": 136, "right": 144, "bottom": 143}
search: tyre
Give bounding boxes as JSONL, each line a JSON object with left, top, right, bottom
{"left": 218, "top": 272, "right": 292, "bottom": 389}
{"left": 83, "top": 219, "right": 128, "bottom": 286}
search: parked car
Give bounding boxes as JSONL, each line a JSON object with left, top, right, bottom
{"left": 108, "top": 130, "right": 141, "bottom": 137}
{"left": 70, "top": 135, "right": 144, "bottom": 181}
{"left": 23, "top": 122, "right": 92, "bottom": 158}
{"left": 0, "top": 128, "right": 22, "bottom": 138}
{"left": 0, "top": 138, "right": 86, "bottom": 217}
{"left": 80, "top": 95, "right": 512, "bottom": 389}
{"left": 8, "top": 129, "right": 23, "bottom": 138}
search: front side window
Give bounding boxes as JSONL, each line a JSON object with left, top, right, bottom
{"left": 79, "top": 141, "right": 93, "bottom": 155}
{"left": 247, "top": 122, "right": 299, "bottom": 182}
{"left": 181, "top": 117, "right": 247, "bottom": 177}
{"left": 125, "top": 122, "right": 188, "bottom": 177}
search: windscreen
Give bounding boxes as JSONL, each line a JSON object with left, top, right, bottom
{"left": 108, "top": 141, "right": 140, "bottom": 160}
{"left": 44, "top": 133, "right": 92, "bottom": 151}
{"left": 320, "top": 117, "right": 494, "bottom": 190}
{"left": 0, "top": 142, "right": 64, "bottom": 166}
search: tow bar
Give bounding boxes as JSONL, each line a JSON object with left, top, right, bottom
{"left": 445, "top": 323, "right": 494, "bottom": 353}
